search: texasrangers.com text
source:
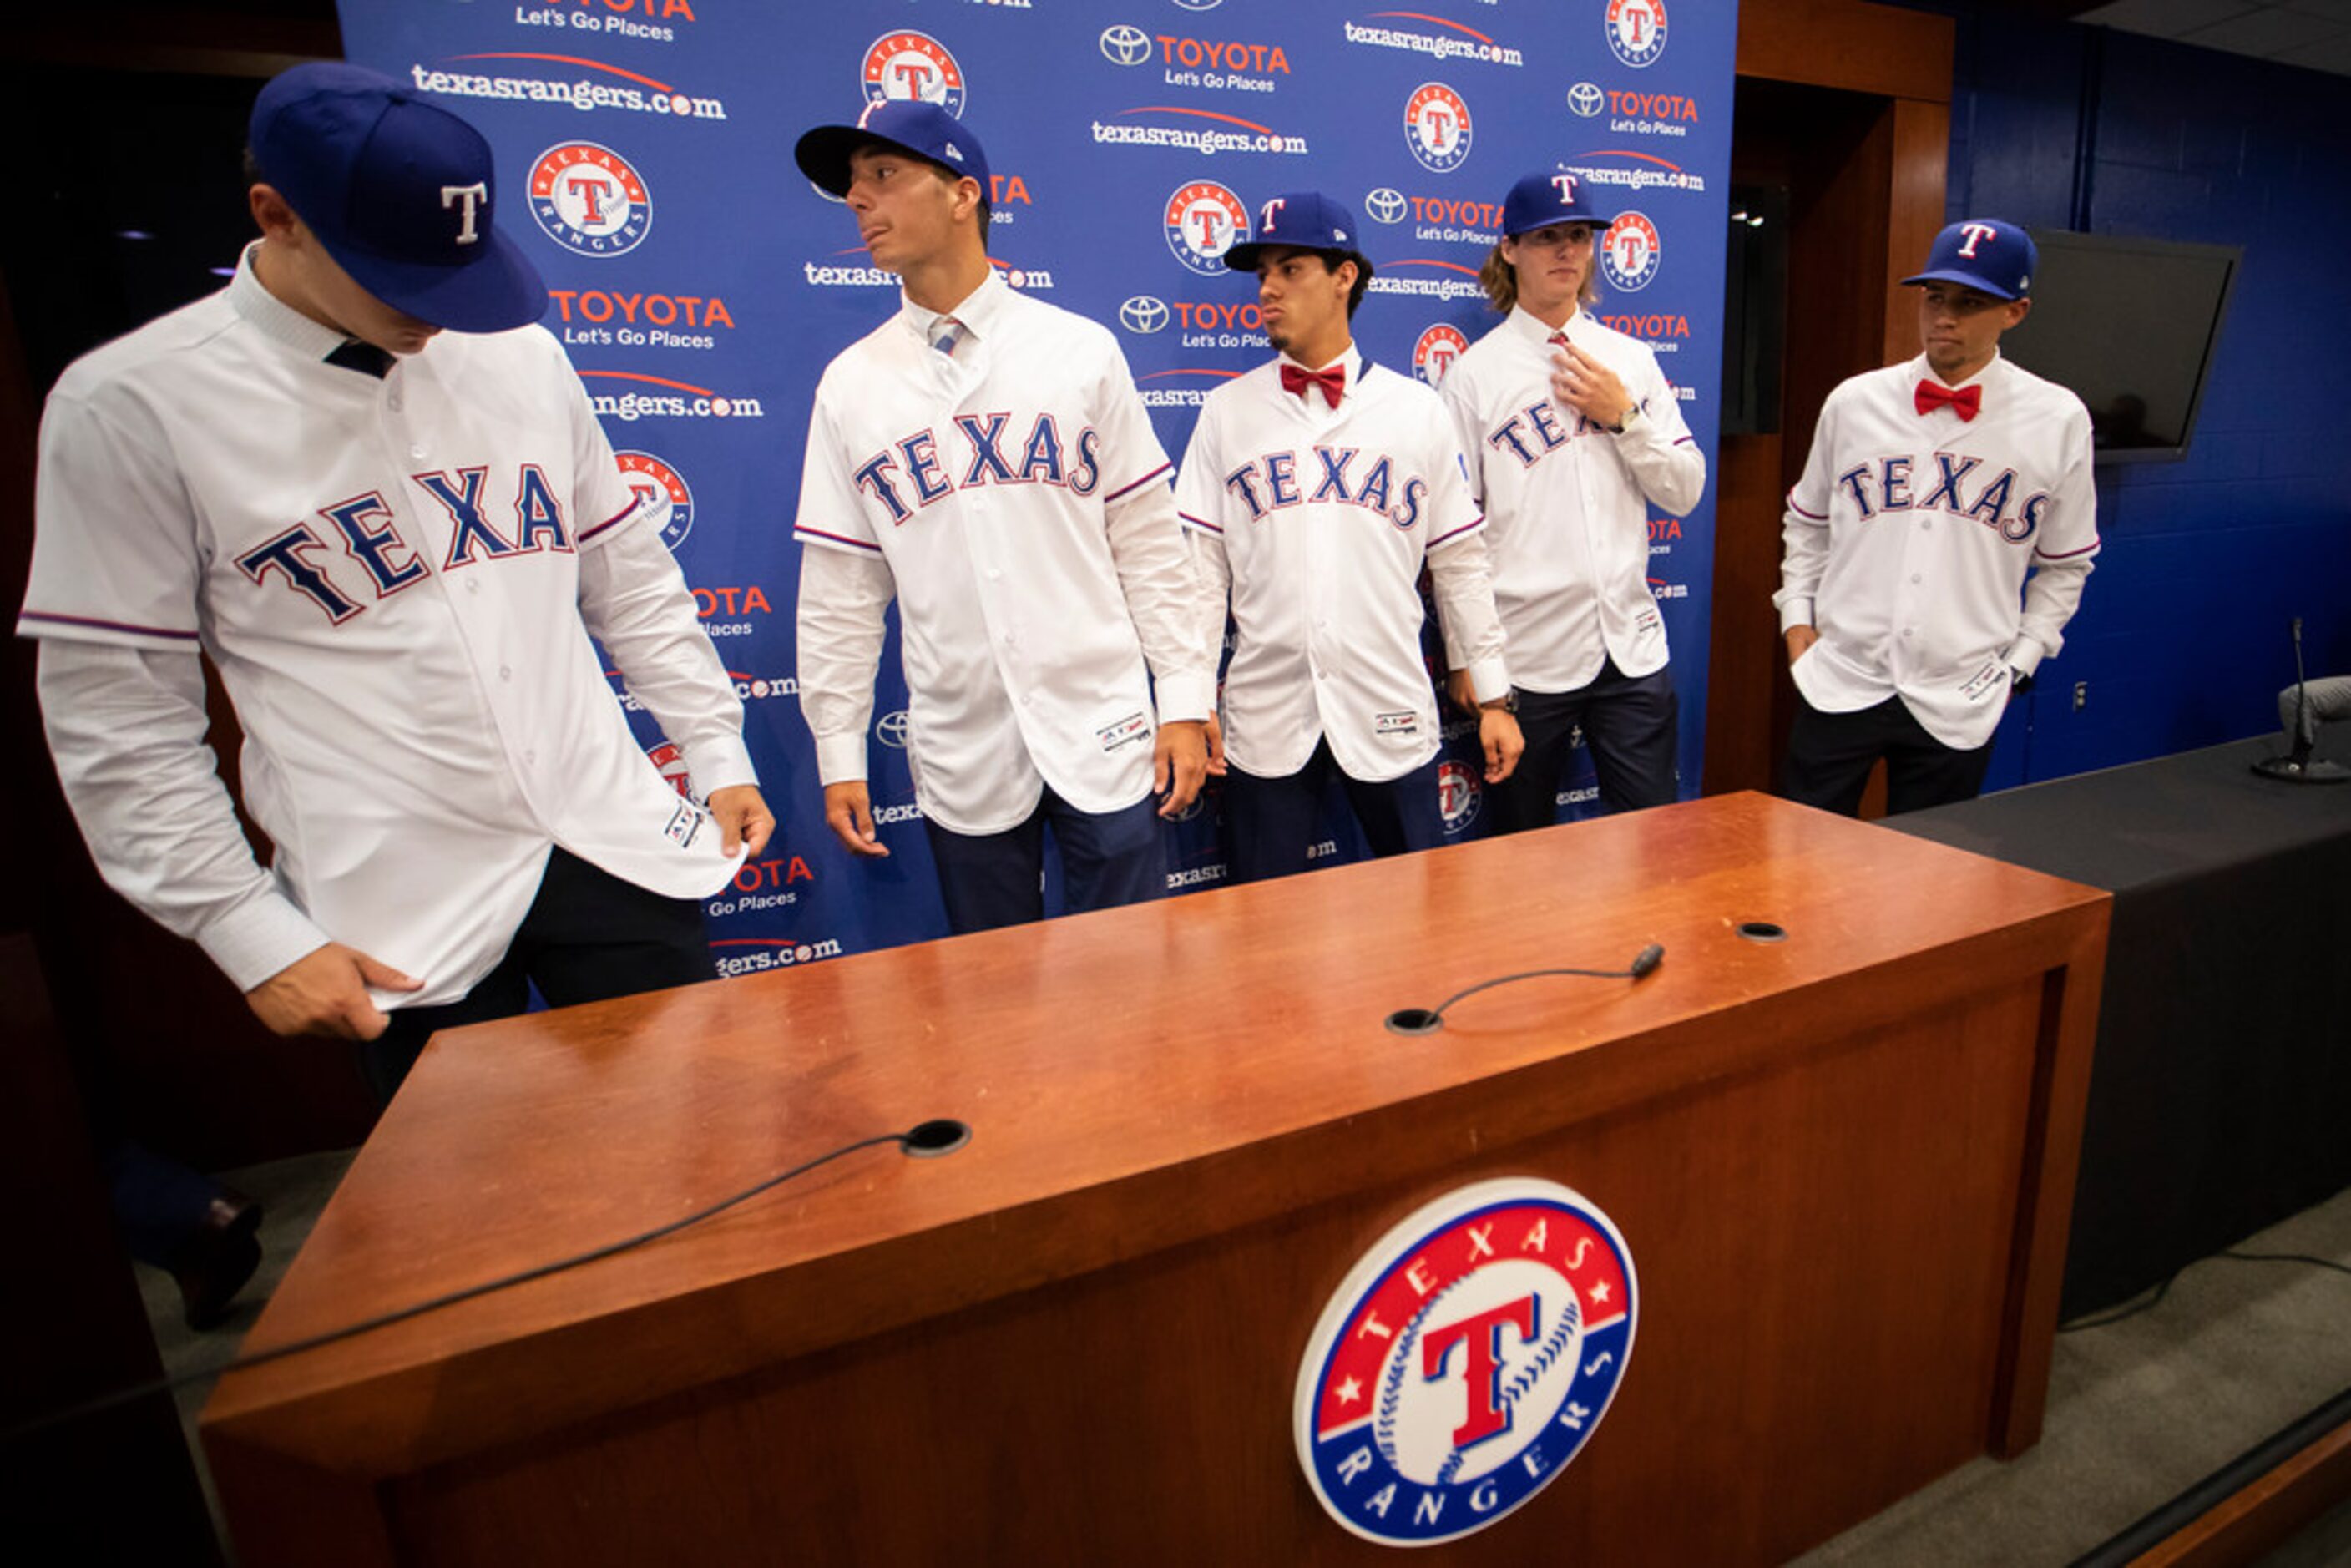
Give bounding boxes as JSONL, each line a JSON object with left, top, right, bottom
{"left": 409, "top": 64, "right": 726, "bottom": 119}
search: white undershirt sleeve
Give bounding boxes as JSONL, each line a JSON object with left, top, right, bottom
{"left": 577, "top": 519, "right": 757, "bottom": 797}
{"left": 796, "top": 543, "right": 898, "bottom": 786}
{"left": 36, "top": 640, "right": 330, "bottom": 991}
{"left": 1105, "top": 478, "right": 1216, "bottom": 723}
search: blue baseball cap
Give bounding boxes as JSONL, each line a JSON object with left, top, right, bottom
{"left": 248, "top": 63, "right": 545, "bottom": 332}
{"left": 1904, "top": 219, "right": 2036, "bottom": 301}
{"left": 1222, "top": 190, "right": 1374, "bottom": 280}
{"left": 1501, "top": 172, "right": 1614, "bottom": 238}
{"left": 795, "top": 101, "right": 992, "bottom": 199}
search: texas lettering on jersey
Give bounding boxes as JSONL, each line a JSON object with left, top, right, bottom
{"left": 850, "top": 413, "right": 1104, "bottom": 526}
{"left": 235, "top": 463, "right": 583, "bottom": 622}
{"left": 1833, "top": 451, "right": 2051, "bottom": 544}
{"left": 1484, "top": 399, "right": 1622, "bottom": 469}
{"left": 1220, "top": 444, "right": 1432, "bottom": 529}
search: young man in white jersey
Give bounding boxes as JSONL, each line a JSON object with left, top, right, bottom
{"left": 792, "top": 103, "right": 1212, "bottom": 933}
{"left": 1776, "top": 219, "right": 2099, "bottom": 815}
{"left": 1176, "top": 190, "right": 1521, "bottom": 883}
{"left": 18, "top": 63, "right": 772, "bottom": 1100}
{"left": 1440, "top": 171, "right": 1705, "bottom": 829}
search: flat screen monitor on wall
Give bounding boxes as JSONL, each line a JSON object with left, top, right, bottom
{"left": 1998, "top": 230, "right": 2242, "bottom": 464}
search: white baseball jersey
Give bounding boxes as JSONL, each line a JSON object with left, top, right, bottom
{"left": 1776, "top": 351, "right": 2100, "bottom": 750}
{"left": 795, "top": 270, "right": 1212, "bottom": 835}
{"left": 19, "top": 247, "right": 754, "bottom": 1007}
{"left": 1176, "top": 346, "right": 1508, "bottom": 783}
{"left": 1442, "top": 306, "right": 1704, "bottom": 690}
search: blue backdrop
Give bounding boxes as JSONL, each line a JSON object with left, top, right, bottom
{"left": 336, "top": 0, "right": 1737, "bottom": 971}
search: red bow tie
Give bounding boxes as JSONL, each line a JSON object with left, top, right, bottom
{"left": 1281, "top": 362, "right": 1346, "bottom": 409}
{"left": 1915, "top": 380, "right": 1982, "bottom": 421}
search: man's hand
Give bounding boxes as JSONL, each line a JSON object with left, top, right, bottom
{"left": 1202, "top": 712, "right": 1228, "bottom": 777}
{"left": 1155, "top": 718, "right": 1210, "bottom": 817}
{"left": 707, "top": 784, "right": 774, "bottom": 857}
{"left": 245, "top": 943, "right": 422, "bottom": 1041}
{"left": 1479, "top": 706, "right": 1525, "bottom": 783}
{"left": 1784, "top": 625, "right": 1820, "bottom": 667}
{"left": 1550, "top": 342, "right": 1634, "bottom": 430}
{"left": 822, "top": 781, "right": 891, "bottom": 857}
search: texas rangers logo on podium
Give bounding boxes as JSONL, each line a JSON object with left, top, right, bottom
{"left": 1601, "top": 210, "right": 1663, "bottom": 292}
{"left": 1296, "top": 1179, "right": 1637, "bottom": 1545}
{"left": 1403, "top": 83, "right": 1474, "bottom": 174}
{"left": 862, "top": 31, "right": 968, "bottom": 115}
{"left": 530, "top": 142, "right": 651, "bottom": 257}
{"left": 615, "top": 450, "right": 694, "bottom": 550}
{"left": 1165, "top": 181, "right": 1251, "bottom": 276}
{"left": 1606, "top": 0, "right": 1670, "bottom": 68}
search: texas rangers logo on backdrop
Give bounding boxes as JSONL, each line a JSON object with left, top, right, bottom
{"left": 862, "top": 31, "right": 967, "bottom": 115}
{"left": 1165, "top": 180, "right": 1251, "bottom": 275}
{"left": 529, "top": 142, "right": 650, "bottom": 257}
{"left": 1403, "top": 83, "right": 1473, "bottom": 174}
{"left": 1295, "top": 1178, "right": 1638, "bottom": 1545}
{"left": 615, "top": 450, "right": 693, "bottom": 549}
{"left": 1413, "top": 325, "right": 1469, "bottom": 389}
{"left": 1438, "top": 759, "right": 1481, "bottom": 834}
{"left": 1606, "top": 0, "right": 1669, "bottom": 68}
{"left": 1600, "top": 210, "right": 1663, "bottom": 292}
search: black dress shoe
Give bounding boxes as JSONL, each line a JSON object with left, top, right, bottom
{"left": 169, "top": 1193, "right": 263, "bottom": 1329}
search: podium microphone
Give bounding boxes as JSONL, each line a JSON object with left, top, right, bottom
{"left": 1387, "top": 943, "right": 1665, "bottom": 1035}
{"left": 2252, "top": 617, "right": 2350, "bottom": 784}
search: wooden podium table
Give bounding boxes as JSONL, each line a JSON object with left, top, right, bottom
{"left": 203, "top": 793, "right": 2109, "bottom": 1565}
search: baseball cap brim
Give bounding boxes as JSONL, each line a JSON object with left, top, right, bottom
{"left": 1900, "top": 266, "right": 2025, "bottom": 301}
{"left": 1222, "top": 242, "right": 1374, "bottom": 282}
{"left": 795, "top": 124, "right": 956, "bottom": 196}
{"left": 330, "top": 223, "right": 548, "bottom": 332}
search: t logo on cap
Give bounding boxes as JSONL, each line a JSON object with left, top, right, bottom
{"left": 442, "top": 182, "right": 488, "bottom": 245}
{"left": 1552, "top": 174, "right": 1580, "bottom": 205}
{"left": 1956, "top": 222, "right": 2000, "bottom": 260}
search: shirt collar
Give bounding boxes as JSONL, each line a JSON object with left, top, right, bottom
{"left": 1915, "top": 349, "right": 2003, "bottom": 392}
{"left": 902, "top": 267, "right": 1009, "bottom": 346}
{"left": 228, "top": 241, "right": 366, "bottom": 365}
{"left": 1507, "top": 303, "right": 1583, "bottom": 347}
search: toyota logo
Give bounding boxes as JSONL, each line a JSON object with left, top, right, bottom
{"left": 1568, "top": 81, "right": 1605, "bottom": 118}
{"left": 1100, "top": 24, "right": 1152, "bottom": 66}
{"left": 1364, "top": 187, "right": 1408, "bottom": 225}
{"left": 1119, "top": 295, "right": 1170, "bottom": 334}
{"left": 876, "top": 710, "right": 911, "bottom": 748}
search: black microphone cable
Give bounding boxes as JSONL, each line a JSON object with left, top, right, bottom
{"left": 1, "top": 1119, "right": 971, "bottom": 1445}
{"left": 1387, "top": 943, "right": 1665, "bottom": 1034}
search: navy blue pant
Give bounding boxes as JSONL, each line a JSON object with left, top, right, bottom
{"left": 924, "top": 787, "right": 1165, "bottom": 935}
{"left": 1780, "top": 693, "right": 1995, "bottom": 817}
{"left": 361, "top": 846, "right": 710, "bottom": 1104}
{"left": 1491, "top": 657, "right": 1679, "bottom": 833}
{"left": 1221, "top": 739, "right": 1444, "bottom": 884}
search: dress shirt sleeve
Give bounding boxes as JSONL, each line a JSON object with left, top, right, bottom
{"left": 37, "top": 640, "right": 331, "bottom": 990}
{"left": 2008, "top": 403, "right": 2101, "bottom": 675}
{"left": 577, "top": 520, "right": 756, "bottom": 797}
{"left": 1612, "top": 346, "right": 1706, "bottom": 517}
{"left": 1774, "top": 391, "right": 1843, "bottom": 632}
{"left": 795, "top": 543, "right": 897, "bottom": 787}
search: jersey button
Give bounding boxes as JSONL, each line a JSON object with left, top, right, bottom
{"left": 1910, "top": 574, "right": 1922, "bottom": 584}
{"left": 1920, "top": 518, "right": 1933, "bottom": 531}
{"left": 499, "top": 664, "right": 513, "bottom": 681}
{"left": 410, "top": 444, "right": 427, "bottom": 460}
{"left": 387, "top": 395, "right": 403, "bottom": 412}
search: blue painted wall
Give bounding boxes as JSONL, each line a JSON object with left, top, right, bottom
{"left": 1943, "top": 17, "right": 2351, "bottom": 787}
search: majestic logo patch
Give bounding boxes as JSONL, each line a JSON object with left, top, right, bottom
{"left": 529, "top": 142, "right": 651, "bottom": 257}
{"left": 1403, "top": 82, "right": 1473, "bottom": 174}
{"left": 1295, "top": 1178, "right": 1637, "bottom": 1545}
{"left": 862, "top": 31, "right": 967, "bottom": 115}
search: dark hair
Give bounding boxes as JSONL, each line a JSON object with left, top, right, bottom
{"left": 1302, "top": 250, "right": 1372, "bottom": 319}
{"left": 921, "top": 157, "right": 990, "bottom": 255}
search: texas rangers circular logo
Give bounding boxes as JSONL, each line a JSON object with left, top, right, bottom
{"left": 1606, "top": 0, "right": 1669, "bottom": 68}
{"left": 616, "top": 450, "right": 694, "bottom": 550}
{"left": 1403, "top": 83, "right": 1473, "bottom": 175}
{"left": 1364, "top": 187, "right": 1408, "bottom": 225}
{"left": 1567, "top": 80, "right": 1605, "bottom": 118}
{"left": 1413, "top": 324, "right": 1469, "bottom": 389}
{"left": 1601, "top": 210, "right": 1662, "bottom": 292}
{"left": 1296, "top": 1179, "right": 1637, "bottom": 1545}
{"left": 862, "top": 31, "right": 967, "bottom": 116}
{"left": 1119, "top": 295, "right": 1170, "bottom": 334}
{"left": 529, "top": 143, "right": 650, "bottom": 257}
{"left": 1165, "top": 181, "right": 1250, "bottom": 276}
{"left": 1438, "top": 758, "right": 1481, "bottom": 833}
{"left": 1100, "top": 23, "right": 1152, "bottom": 66}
